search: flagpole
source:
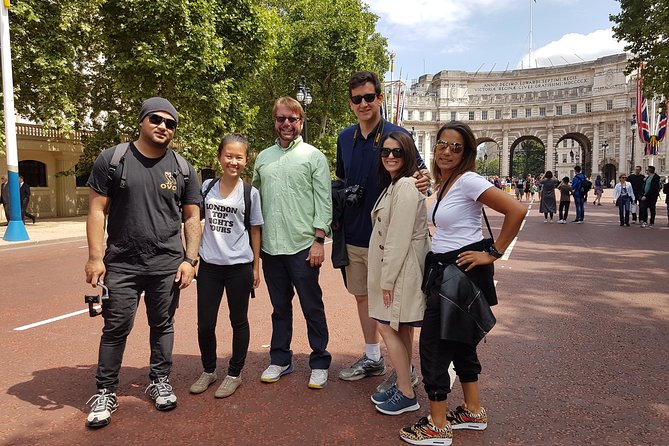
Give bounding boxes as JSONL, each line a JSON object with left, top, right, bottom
{"left": 529, "top": 0, "right": 533, "bottom": 68}
{"left": 1, "top": 0, "right": 29, "bottom": 241}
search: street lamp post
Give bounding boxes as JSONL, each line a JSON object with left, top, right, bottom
{"left": 630, "top": 114, "right": 637, "bottom": 173}
{"left": 296, "top": 76, "right": 312, "bottom": 143}
{"left": 484, "top": 152, "right": 488, "bottom": 178}
{"left": 601, "top": 140, "right": 608, "bottom": 183}
{"left": 498, "top": 145, "right": 502, "bottom": 177}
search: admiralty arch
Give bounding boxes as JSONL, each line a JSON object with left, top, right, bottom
{"left": 404, "top": 54, "right": 667, "bottom": 183}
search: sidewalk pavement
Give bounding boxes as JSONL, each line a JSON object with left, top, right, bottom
{"left": 0, "top": 215, "right": 87, "bottom": 250}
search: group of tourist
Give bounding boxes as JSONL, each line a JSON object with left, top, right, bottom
{"left": 530, "top": 164, "right": 666, "bottom": 227}
{"left": 80, "top": 72, "right": 529, "bottom": 445}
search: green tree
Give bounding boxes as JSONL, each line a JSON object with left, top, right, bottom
{"left": 611, "top": 0, "right": 669, "bottom": 104}
{"left": 248, "top": 0, "right": 388, "bottom": 169}
{"left": 512, "top": 140, "right": 545, "bottom": 177}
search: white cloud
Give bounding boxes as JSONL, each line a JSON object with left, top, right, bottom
{"left": 365, "top": 0, "right": 513, "bottom": 27}
{"left": 520, "top": 29, "right": 627, "bottom": 68}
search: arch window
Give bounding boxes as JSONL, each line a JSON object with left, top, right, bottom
{"left": 18, "top": 160, "right": 47, "bottom": 187}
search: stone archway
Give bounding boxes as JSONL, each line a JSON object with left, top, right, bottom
{"left": 476, "top": 137, "right": 501, "bottom": 177}
{"left": 555, "top": 132, "right": 593, "bottom": 177}
{"left": 509, "top": 136, "right": 545, "bottom": 177}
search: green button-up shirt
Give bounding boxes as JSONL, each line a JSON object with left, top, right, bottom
{"left": 252, "top": 137, "right": 332, "bottom": 256}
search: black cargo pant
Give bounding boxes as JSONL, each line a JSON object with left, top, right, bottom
{"left": 96, "top": 270, "right": 180, "bottom": 391}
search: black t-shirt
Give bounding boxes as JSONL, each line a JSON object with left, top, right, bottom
{"left": 87, "top": 143, "right": 201, "bottom": 274}
{"left": 627, "top": 173, "right": 645, "bottom": 197}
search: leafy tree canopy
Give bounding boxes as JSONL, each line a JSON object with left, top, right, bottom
{"left": 611, "top": 0, "right": 669, "bottom": 106}
{"left": 8, "top": 0, "right": 389, "bottom": 175}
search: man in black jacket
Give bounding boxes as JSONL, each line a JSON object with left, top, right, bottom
{"left": 639, "top": 166, "right": 661, "bottom": 228}
{"left": 626, "top": 165, "right": 645, "bottom": 223}
{"left": 19, "top": 176, "right": 36, "bottom": 224}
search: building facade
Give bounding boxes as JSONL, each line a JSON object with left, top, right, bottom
{"left": 0, "top": 123, "right": 88, "bottom": 224}
{"left": 404, "top": 54, "right": 667, "bottom": 183}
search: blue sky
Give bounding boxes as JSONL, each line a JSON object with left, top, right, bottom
{"left": 366, "top": 0, "right": 627, "bottom": 82}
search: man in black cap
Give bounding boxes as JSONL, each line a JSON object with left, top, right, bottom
{"left": 84, "top": 97, "right": 202, "bottom": 428}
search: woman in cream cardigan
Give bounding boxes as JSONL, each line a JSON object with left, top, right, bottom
{"left": 368, "top": 131, "right": 430, "bottom": 416}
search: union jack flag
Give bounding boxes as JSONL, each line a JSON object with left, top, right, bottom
{"left": 636, "top": 71, "right": 651, "bottom": 145}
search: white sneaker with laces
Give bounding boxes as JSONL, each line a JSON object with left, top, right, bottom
{"left": 260, "top": 363, "right": 294, "bottom": 383}
{"left": 308, "top": 369, "right": 328, "bottom": 389}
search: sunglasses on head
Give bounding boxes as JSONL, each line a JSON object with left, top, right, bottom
{"left": 434, "top": 140, "right": 464, "bottom": 153}
{"left": 275, "top": 116, "right": 301, "bottom": 124}
{"left": 380, "top": 147, "right": 405, "bottom": 158}
{"left": 147, "top": 113, "right": 177, "bottom": 130}
{"left": 350, "top": 93, "right": 378, "bottom": 105}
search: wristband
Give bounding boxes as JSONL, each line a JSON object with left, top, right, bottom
{"left": 314, "top": 236, "right": 325, "bottom": 244}
{"left": 488, "top": 245, "right": 504, "bottom": 259}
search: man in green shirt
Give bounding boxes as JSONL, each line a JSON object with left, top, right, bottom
{"left": 253, "top": 96, "right": 332, "bottom": 389}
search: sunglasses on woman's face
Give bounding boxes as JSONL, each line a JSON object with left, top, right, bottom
{"left": 434, "top": 140, "right": 464, "bottom": 153}
{"left": 380, "top": 147, "right": 405, "bottom": 158}
{"left": 148, "top": 113, "right": 178, "bottom": 130}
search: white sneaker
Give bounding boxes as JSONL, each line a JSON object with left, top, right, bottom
{"left": 260, "top": 363, "right": 294, "bottom": 383}
{"left": 544, "top": 219, "right": 548, "bottom": 223}
{"left": 308, "top": 369, "right": 328, "bottom": 389}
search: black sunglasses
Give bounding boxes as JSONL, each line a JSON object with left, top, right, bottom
{"left": 275, "top": 116, "right": 301, "bottom": 124}
{"left": 148, "top": 113, "right": 177, "bottom": 130}
{"left": 350, "top": 93, "right": 378, "bottom": 105}
{"left": 380, "top": 148, "right": 405, "bottom": 158}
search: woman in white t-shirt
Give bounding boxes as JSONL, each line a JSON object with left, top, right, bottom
{"left": 400, "top": 122, "right": 525, "bottom": 445}
{"left": 190, "top": 134, "right": 263, "bottom": 399}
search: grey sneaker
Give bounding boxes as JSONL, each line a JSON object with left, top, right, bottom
{"left": 339, "top": 354, "right": 386, "bottom": 381}
{"left": 214, "top": 374, "right": 242, "bottom": 398}
{"left": 190, "top": 371, "right": 217, "bottom": 394}
{"left": 376, "top": 365, "right": 419, "bottom": 393}
{"left": 85, "top": 389, "right": 118, "bottom": 428}
{"left": 145, "top": 376, "right": 177, "bottom": 411}
{"left": 308, "top": 369, "right": 328, "bottom": 389}
{"left": 260, "top": 363, "right": 294, "bottom": 383}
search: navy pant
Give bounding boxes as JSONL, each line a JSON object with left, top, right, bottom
{"left": 196, "top": 260, "right": 252, "bottom": 377}
{"left": 262, "top": 248, "right": 331, "bottom": 370}
{"left": 617, "top": 197, "right": 631, "bottom": 225}
{"left": 574, "top": 195, "right": 585, "bottom": 221}
{"left": 97, "top": 271, "right": 180, "bottom": 391}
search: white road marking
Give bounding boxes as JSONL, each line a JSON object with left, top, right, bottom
{"left": 501, "top": 237, "right": 518, "bottom": 261}
{"left": 14, "top": 309, "right": 90, "bottom": 331}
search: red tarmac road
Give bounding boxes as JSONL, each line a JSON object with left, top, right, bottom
{"left": 0, "top": 199, "right": 667, "bottom": 445}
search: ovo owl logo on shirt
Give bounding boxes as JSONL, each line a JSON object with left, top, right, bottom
{"left": 160, "top": 172, "right": 177, "bottom": 191}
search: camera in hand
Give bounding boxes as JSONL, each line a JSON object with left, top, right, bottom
{"left": 344, "top": 184, "right": 365, "bottom": 207}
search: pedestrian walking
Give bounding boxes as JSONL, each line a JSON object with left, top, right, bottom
{"left": 627, "top": 166, "right": 645, "bottom": 223}
{"left": 253, "top": 96, "right": 332, "bottom": 389}
{"left": 190, "top": 134, "right": 263, "bottom": 399}
{"left": 1, "top": 175, "right": 10, "bottom": 223}
{"left": 84, "top": 97, "right": 202, "bottom": 428}
{"left": 399, "top": 121, "right": 525, "bottom": 445}
{"left": 593, "top": 175, "right": 604, "bottom": 205}
{"left": 367, "top": 132, "right": 430, "bottom": 416}
{"left": 539, "top": 171, "right": 559, "bottom": 222}
{"left": 663, "top": 177, "right": 669, "bottom": 226}
{"left": 613, "top": 174, "right": 635, "bottom": 226}
{"left": 571, "top": 166, "right": 586, "bottom": 223}
{"left": 18, "top": 176, "right": 36, "bottom": 224}
{"left": 639, "top": 166, "right": 661, "bottom": 228}
{"left": 557, "top": 177, "right": 572, "bottom": 223}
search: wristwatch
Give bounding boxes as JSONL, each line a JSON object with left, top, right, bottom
{"left": 183, "top": 257, "right": 199, "bottom": 267}
{"left": 487, "top": 245, "right": 504, "bottom": 259}
{"left": 314, "top": 236, "right": 325, "bottom": 244}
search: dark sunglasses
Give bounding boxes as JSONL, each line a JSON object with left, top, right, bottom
{"left": 350, "top": 93, "right": 378, "bottom": 105}
{"left": 380, "top": 148, "right": 405, "bottom": 158}
{"left": 147, "top": 113, "right": 177, "bottom": 130}
{"left": 434, "top": 140, "right": 464, "bottom": 154}
{"left": 275, "top": 116, "right": 301, "bottom": 124}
